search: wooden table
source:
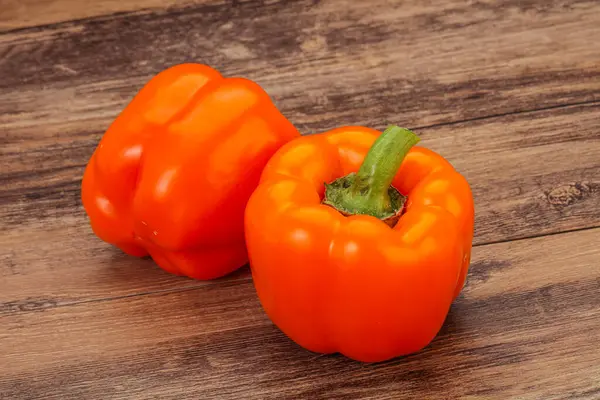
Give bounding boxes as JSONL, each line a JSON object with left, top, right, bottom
{"left": 1, "top": 1, "right": 599, "bottom": 398}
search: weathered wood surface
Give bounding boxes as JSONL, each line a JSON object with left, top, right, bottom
{"left": 1, "top": 0, "right": 599, "bottom": 128}
{"left": 2, "top": 229, "right": 599, "bottom": 399}
{"left": 0, "top": 0, "right": 211, "bottom": 31}
{"left": 1, "top": 0, "right": 599, "bottom": 399}
{"left": 2, "top": 102, "right": 600, "bottom": 311}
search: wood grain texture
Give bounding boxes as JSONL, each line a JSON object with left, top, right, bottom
{"left": 3, "top": 102, "right": 599, "bottom": 313}
{"left": 1, "top": 228, "right": 599, "bottom": 399}
{"left": 0, "top": 0, "right": 599, "bottom": 129}
{"left": 2, "top": 0, "right": 600, "bottom": 398}
{"left": 0, "top": 0, "right": 213, "bottom": 32}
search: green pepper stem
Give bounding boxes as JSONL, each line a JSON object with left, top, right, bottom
{"left": 352, "top": 126, "right": 420, "bottom": 214}
{"left": 322, "top": 125, "right": 420, "bottom": 220}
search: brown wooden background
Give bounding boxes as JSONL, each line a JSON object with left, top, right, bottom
{"left": 1, "top": 0, "right": 599, "bottom": 399}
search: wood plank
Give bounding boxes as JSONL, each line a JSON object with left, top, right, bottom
{"left": 2, "top": 102, "right": 599, "bottom": 313}
{"left": 0, "top": 0, "right": 598, "bottom": 130}
{"left": 1, "top": 0, "right": 599, "bottom": 313}
{"left": 1, "top": 228, "right": 598, "bottom": 399}
{"left": 0, "top": 0, "right": 212, "bottom": 32}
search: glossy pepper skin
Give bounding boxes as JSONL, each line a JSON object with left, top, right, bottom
{"left": 245, "top": 126, "right": 474, "bottom": 362}
{"left": 82, "top": 64, "right": 299, "bottom": 279}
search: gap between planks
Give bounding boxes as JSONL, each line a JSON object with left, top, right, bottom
{"left": 3, "top": 224, "right": 598, "bottom": 315}
{"left": 413, "top": 99, "right": 600, "bottom": 131}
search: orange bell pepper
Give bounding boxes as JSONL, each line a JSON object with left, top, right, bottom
{"left": 245, "top": 125, "right": 474, "bottom": 362}
{"left": 82, "top": 64, "right": 299, "bottom": 279}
